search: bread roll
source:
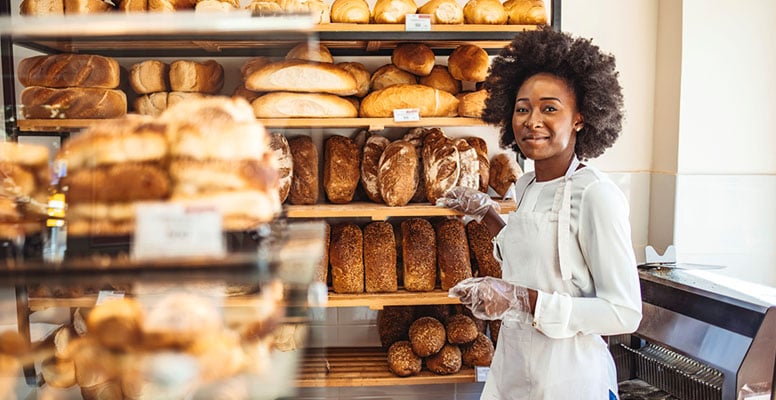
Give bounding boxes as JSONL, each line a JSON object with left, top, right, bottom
{"left": 360, "top": 84, "right": 459, "bottom": 118}
{"left": 285, "top": 42, "right": 334, "bottom": 63}
{"left": 418, "top": 65, "right": 461, "bottom": 95}
{"left": 64, "top": 0, "right": 113, "bottom": 14}
{"left": 466, "top": 220, "right": 501, "bottom": 278}
{"left": 288, "top": 136, "right": 318, "bottom": 205}
{"left": 436, "top": 218, "right": 472, "bottom": 290}
{"left": 169, "top": 60, "right": 224, "bottom": 94}
{"left": 330, "top": 0, "right": 370, "bottom": 23}
{"left": 18, "top": 54, "right": 120, "bottom": 89}
{"left": 422, "top": 128, "right": 459, "bottom": 203}
{"left": 445, "top": 313, "right": 478, "bottom": 344}
{"left": 387, "top": 341, "right": 422, "bottom": 377}
{"left": 361, "top": 134, "right": 390, "bottom": 203}
{"left": 377, "top": 306, "right": 414, "bottom": 349}
{"left": 323, "top": 135, "right": 360, "bottom": 204}
{"left": 463, "top": 0, "right": 507, "bottom": 24}
{"left": 461, "top": 332, "right": 495, "bottom": 367}
{"left": 363, "top": 222, "right": 398, "bottom": 293}
{"left": 504, "top": 0, "right": 547, "bottom": 25}
{"left": 20, "top": 0, "right": 63, "bottom": 15}
{"left": 129, "top": 60, "right": 169, "bottom": 94}
{"left": 401, "top": 218, "right": 436, "bottom": 291}
{"left": 269, "top": 133, "right": 293, "bottom": 203}
{"left": 246, "top": 60, "right": 357, "bottom": 96}
{"left": 21, "top": 87, "right": 126, "bottom": 119}
{"left": 337, "top": 62, "right": 371, "bottom": 98}
{"left": 372, "top": 0, "right": 417, "bottom": 23}
{"left": 118, "top": 0, "right": 147, "bottom": 12}
{"left": 392, "top": 43, "right": 435, "bottom": 77}
{"left": 377, "top": 140, "right": 418, "bottom": 207}
{"left": 408, "top": 316, "right": 445, "bottom": 357}
{"left": 457, "top": 88, "right": 488, "bottom": 117}
{"left": 330, "top": 223, "right": 364, "bottom": 293}
{"left": 465, "top": 136, "right": 490, "bottom": 192}
{"left": 489, "top": 152, "right": 523, "bottom": 197}
{"left": 426, "top": 343, "right": 462, "bottom": 375}
{"left": 252, "top": 92, "right": 358, "bottom": 118}
{"left": 448, "top": 44, "right": 490, "bottom": 82}
{"left": 134, "top": 92, "right": 168, "bottom": 116}
{"left": 417, "top": 0, "right": 463, "bottom": 24}
{"left": 370, "top": 64, "right": 417, "bottom": 91}
{"left": 240, "top": 57, "right": 272, "bottom": 81}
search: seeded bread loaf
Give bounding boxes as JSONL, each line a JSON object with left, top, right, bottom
{"left": 329, "top": 223, "right": 364, "bottom": 293}
{"left": 323, "top": 135, "right": 360, "bottom": 204}
{"left": 436, "top": 218, "right": 472, "bottom": 290}
{"left": 400, "top": 218, "right": 436, "bottom": 291}
{"left": 363, "top": 222, "right": 398, "bottom": 293}
{"left": 466, "top": 220, "right": 501, "bottom": 278}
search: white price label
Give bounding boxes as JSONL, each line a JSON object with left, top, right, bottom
{"left": 475, "top": 366, "right": 491, "bottom": 382}
{"left": 393, "top": 108, "right": 421, "bottom": 122}
{"left": 131, "top": 203, "right": 225, "bottom": 261}
{"left": 96, "top": 290, "right": 125, "bottom": 305}
{"left": 405, "top": 14, "right": 432, "bottom": 31}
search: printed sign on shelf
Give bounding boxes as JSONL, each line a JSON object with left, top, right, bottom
{"left": 132, "top": 202, "right": 225, "bottom": 261}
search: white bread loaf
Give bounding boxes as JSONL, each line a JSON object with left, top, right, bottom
{"left": 463, "top": 0, "right": 507, "bottom": 24}
{"left": 251, "top": 92, "right": 359, "bottom": 118}
{"left": 448, "top": 44, "right": 490, "bottom": 82}
{"left": 419, "top": 65, "right": 461, "bottom": 95}
{"left": 129, "top": 60, "right": 169, "bottom": 94}
{"left": 169, "top": 59, "right": 224, "bottom": 94}
{"left": 417, "top": 0, "right": 463, "bottom": 24}
{"left": 21, "top": 87, "right": 126, "bottom": 119}
{"left": 245, "top": 60, "right": 358, "bottom": 96}
{"left": 370, "top": 64, "right": 417, "bottom": 91}
{"left": 330, "top": 0, "right": 370, "bottom": 23}
{"left": 372, "top": 0, "right": 417, "bottom": 23}
{"left": 18, "top": 54, "right": 120, "bottom": 88}
{"left": 285, "top": 43, "right": 334, "bottom": 63}
{"left": 359, "top": 84, "right": 459, "bottom": 118}
{"left": 457, "top": 89, "right": 489, "bottom": 117}
{"left": 504, "top": 0, "right": 547, "bottom": 25}
{"left": 337, "top": 62, "right": 371, "bottom": 98}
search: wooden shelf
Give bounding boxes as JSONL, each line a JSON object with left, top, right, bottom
{"left": 327, "top": 290, "right": 459, "bottom": 310}
{"left": 296, "top": 347, "right": 476, "bottom": 387}
{"left": 285, "top": 199, "right": 515, "bottom": 221}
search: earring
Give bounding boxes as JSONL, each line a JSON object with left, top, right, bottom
{"left": 576, "top": 126, "right": 582, "bottom": 132}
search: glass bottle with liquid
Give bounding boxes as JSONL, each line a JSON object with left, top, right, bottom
{"left": 43, "top": 160, "right": 67, "bottom": 263}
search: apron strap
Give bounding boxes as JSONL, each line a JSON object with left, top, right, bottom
{"left": 557, "top": 156, "right": 580, "bottom": 281}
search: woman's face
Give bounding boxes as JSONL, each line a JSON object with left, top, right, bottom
{"left": 511, "top": 73, "right": 583, "bottom": 165}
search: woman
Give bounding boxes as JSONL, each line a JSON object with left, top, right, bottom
{"left": 442, "top": 28, "right": 642, "bottom": 399}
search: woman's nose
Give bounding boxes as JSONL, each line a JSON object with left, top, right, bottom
{"left": 524, "top": 112, "right": 543, "bottom": 128}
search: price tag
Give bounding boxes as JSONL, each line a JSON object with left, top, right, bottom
{"left": 96, "top": 290, "right": 125, "bottom": 305}
{"left": 405, "top": 14, "right": 432, "bottom": 31}
{"left": 393, "top": 108, "right": 420, "bottom": 122}
{"left": 131, "top": 203, "right": 225, "bottom": 261}
{"left": 475, "top": 366, "right": 491, "bottom": 382}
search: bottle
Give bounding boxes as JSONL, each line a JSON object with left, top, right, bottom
{"left": 43, "top": 160, "right": 67, "bottom": 263}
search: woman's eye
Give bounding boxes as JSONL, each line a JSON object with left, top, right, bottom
{"left": 515, "top": 107, "right": 528, "bottom": 113}
{"left": 543, "top": 105, "right": 557, "bottom": 112}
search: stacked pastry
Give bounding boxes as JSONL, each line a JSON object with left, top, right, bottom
{"left": 0, "top": 142, "right": 50, "bottom": 241}
{"left": 132, "top": 59, "right": 224, "bottom": 116}
{"left": 18, "top": 53, "right": 127, "bottom": 119}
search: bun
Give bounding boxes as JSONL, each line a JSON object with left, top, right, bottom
{"left": 360, "top": 134, "right": 390, "bottom": 203}
{"left": 463, "top": 0, "right": 507, "bottom": 24}
{"left": 454, "top": 138, "right": 479, "bottom": 190}
{"left": 417, "top": 0, "right": 463, "bottom": 24}
{"left": 435, "top": 218, "right": 472, "bottom": 290}
{"left": 21, "top": 87, "right": 126, "bottom": 119}
{"left": 418, "top": 65, "right": 461, "bottom": 95}
{"left": 408, "top": 316, "right": 445, "bottom": 357}
{"left": 426, "top": 343, "right": 462, "bottom": 375}
{"left": 504, "top": 0, "right": 547, "bottom": 25}
{"left": 336, "top": 62, "right": 371, "bottom": 98}
{"left": 360, "top": 84, "right": 459, "bottom": 118}
{"left": 251, "top": 92, "right": 358, "bottom": 118}
{"left": 465, "top": 136, "right": 489, "bottom": 192}
{"left": 285, "top": 42, "right": 334, "bottom": 63}
{"left": 364, "top": 221, "right": 398, "bottom": 293}
{"left": 401, "top": 218, "right": 436, "bottom": 292}
{"left": 20, "top": 0, "right": 64, "bottom": 15}
{"left": 288, "top": 136, "right": 319, "bottom": 205}
{"left": 387, "top": 341, "right": 421, "bottom": 376}
{"left": 330, "top": 223, "right": 364, "bottom": 293}
{"left": 246, "top": 60, "right": 358, "bottom": 96}
{"left": 323, "top": 135, "right": 360, "bottom": 204}
{"left": 391, "top": 43, "right": 435, "bottom": 76}
{"left": 330, "top": 0, "right": 370, "bottom": 23}
{"left": 377, "top": 140, "right": 418, "bottom": 207}
{"left": 372, "top": 0, "right": 417, "bottom": 23}
{"left": 422, "top": 128, "right": 459, "bottom": 203}
{"left": 489, "top": 152, "right": 523, "bottom": 197}
{"left": 129, "top": 60, "right": 169, "bottom": 94}
{"left": 269, "top": 133, "right": 293, "bottom": 203}
{"left": 18, "top": 54, "right": 120, "bottom": 88}
{"left": 457, "top": 89, "right": 488, "bottom": 117}
{"left": 169, "top": 60, "right": 224, "bottom": 94}
{"left": 461, "top": 332, "right": 495, "bottom": 367}
{"left": 445, "top": 314, "right": 478, "bottom": 344}
{"left": 448, "top": 44, "right": 490, "bottom": 82}
{"left": 370, "top": 64, "right": 417, "bottom": 91}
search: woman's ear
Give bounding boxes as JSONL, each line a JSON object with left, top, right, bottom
{"left": 573, "top": 118, "right": 584, "bottom": 132}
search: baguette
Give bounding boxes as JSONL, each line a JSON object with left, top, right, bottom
{"left": 17, "top": 54, "right": 120, "bottom": 89}
{"left": 245, "top": 60, "right": 358, "bottom": 96}
{"left": 251, "top": 92, "right": 358, "bottom": 118}
{"left": 359, "top": 84, "right": 459, "bottom": 118}
{"left": 21, "top": 87, "right": 127, "bottom": 119}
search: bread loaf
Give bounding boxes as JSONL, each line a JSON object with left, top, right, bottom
{"left": 377, "top": 140, "right": 418, "bottom": 207}
{"left": 489, "top": 320, "right": 501, "bottom": 347}
{"left": 364, "top": 222, "right": 398, "bottom": 293}
{"left": 426, "top": 343, "right": 462, "bottom": 375}
{"left": 463, "top": 0, "right": 507, "bottom": 24}
{"left": 40, "top": 357, "right": 76, "bottom": 388}
{"left": 316, "top": 221, "right": 330, "bottom": 283}
{"left": 370, "top": 64, "right": 417, "bottom": 91}
{"left": 169, "top": 60, "right": 224, "bottom": 94}
{"left": 377, "top": 306, "right": 414, "bottom": 349}
{"left": 134, "top": 92, "right": 168, "bottom": 116}
{"left": 118, "top": 0, "right": 147, "bottom": 11}
{"left": 403, "top": 128, "right": 429, "bottom": 203}
{"left": 466, "top": 220, "right": 501, "bottom": 278}
{"left": 323, "top": 135, "right": 360, "bottom": 204}
{"left": 288, "top": 136, "right": 318, "bottom": 205}
{"left": 448, "top": 44, "right": 490, "bottom": 82}
{"left": 337, "top": 62, "right": 371, "bottom": 98}
{"left": 330, "top": 223, "right": 364, "bottom": 293}
{"left": 194, "top": 0, "right": 237, "bottom": 12}
{"left": 244, "top": 0, "right": 282, "bottom": 14}
{"left": 418, "top": 0, "right": 463, "bottom": 24}
{"left": 445, "top": 313, "right": 479, "bottom": 344}
{"left": 454, "top": 138, "right": 479, "bottom": 190}
{"left": 408, "top": 316, "right": 445, "bottom": 357}
{"left": 269, "top": 133, "right": 293, "bottom": 203}
{"left": 372, "top": 0, "right": 417, "bottom": 23}
{"left": 401, "top": 218, "right": 436, "bottom": 291}
{"left": 232, "top": 84, "right": 262, "bottom": 103}
{"left": 436, "top": 218, "right": 472, "bottom": 290}
{"left": 361, "top": 134, "right": 390, "bottom": 203}
{"left": 465, "top": 137, "right": 490, "bottom": 192}
{"left": 274, "top": 0, "right": 330, "bottom": 23}
{"left": 392, "top": 43, "right": 435, "bottom": 77}
{"left": 285, "top": 42, "right": 334, "bottom": 63}
{"left": 360, "top": 84, "right": 459, "bottom": 118}
{"left": 504, "top": 0, "right": 547, "bottom": 25}
{"left": 246, "top": 60, "right": 357, "bottom": 96}
{"left": 457, "top": 89, "right": 489, "bottom": 117}
{"left": 64, "top": 0, "right": 113, "bottom": 14}
{"left": 489, "top": 152, "right": 523, "bottom": 197}
{"left": 18, "top": 54, "right": 120, "bottom": 88}
{"left": 330, "top": 0, "right": 370, "bottom": 23}
{"left": 21, "top": 87, "right": 126, "bottom": 119}
{"left": 461, "top": 332, "right": 495, "bottom": 367}
{"left": 167, "top": 91, "right": 207, "bottom": 108}
{"left": 251, "top": 92, "right": 358, "bottom": 118}
{"left": 240, "top": 57, "right": 272, "bottom": 81}
{"left": 387, "top": 341, "right": 422, "bottom": 377}
{"left": 129, "top": 60, "right": 169, "bottom": 94}
{"left": 422, "top": 128, "right": 459, "bottom": 203}
{"left": 20, "top": 0, "right": 64, "bottom": 15}
{"left": 418, "top": 65, "right": 461, "bottom": 95}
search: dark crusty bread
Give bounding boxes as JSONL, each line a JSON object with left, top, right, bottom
{"left": 17, "top": 54, "right": 120, "bottom": 89}
{"left": 445, "top": 313, "right": 479, "bottom": 344}
{"left": 466, "top": 220, "right": 501, "bottom": 278}
{"left": 403, "top": 128, "right": 429, "bottom": 203}
{"left": 378, "top": 140, "right": 418, "bottom": 207}
{"left": 377, "top": 306, "right": 415, "bottom": 349}
{"left": 269, "top": 133, "right": 293, "bottom": 203}
{"left": 288, "top": 136, "right": 319, "bottom": 205}
{"left": 435, "top": 218, "right": 472, "bottom": 290}
{"left": 461, "top": 332, "right": 495, "bottom": 367}
{"left": 364, "top": 222, "right": 398, "bottom": 293}
{"left": 465, "top": 137, "right": 490, "bottom": 192}
{"left": 21, "top": 87, "right": 126, "bottom": 119}
{"left": 387, "top": 340, "right": 422, "bottom": 377}
{"left": 408, "top": 316, "right": 446, "bottom": 357}
{"left": 422, "top": 128, "right": 459, "bottom": 203}
{"left": 489, "top": 320, "right": 501, "bottom": 347}
{"left": 329, "top": 223, "right": 364, "bottom": 293}
{"left": 323, "top": 135, "right": 360, "bottom": 204}
{"left": 361, "top": 134, "right": 390, "bottom": 203}
{"left": 391, "top": 43, "right": 436, "bottom": 77}
{"left": 426, "top": 343, "right": 462, "bottom": 375}
{"left": 400, "top": 218, "right": 437, "bottom": 292}
{"left": 490, "top": 152, "right": 522, "bottom": 197}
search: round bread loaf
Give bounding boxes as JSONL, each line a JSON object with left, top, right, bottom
{"left": 372, "top": 0, "right": 417, "bottom": 23}
{"left": 169, "top": 59, "right": 224, "bottom": 94}
{"left": 426, "top": 343, "right": 462, "bottom": 375}
{"left": 330, "top": 222, "right": 364, "bottom": 293}
{"left": 445, "top": 313, "right": 479, "bottom": 344}
{"left": 458, "top": 305, "right": 487, "bottom": 333}
{"left": 337, "top": 62, "right": 371, "bottom": 98}
{"left": 323, "top": 135, "right": 360, "bottom": 204}
{"left": 285, "top": 42, "right": 334, "bottom": 63}
{"left": 400, "top": 218, "right": 437, "bottom": 291}
{"left": 504, "top": 0, "right": 547, "bottom": 25}
{"left": 462, "top": 0, "right": 507, "bottom": 24}
{"left": 364, "top": 221, "right": 398, "bottom": 292}
{"left": 370, "top": 64, "right": 417, "bottom": 91}
{"left": 461, "top": 332, "right": 495, "bottom": 367}
{"left": 417, "top": 0, "right": 463, "bottom": 24}
{"left": 387, "top": 341, "right": 422, "bottom": 377}
{"left": 377, "top": 306, "right": 415, "bottom": 349}
{"left": 448, "top": 44, "right": 490, "bottom": 82}
{"left": 419, "top": 65, "right": 461, "bottom": 95}
{"left": 330, "top": 0, "right": 370, "bottom": 23}
{"left": 378, "top": 140, "right": 418, "bottom": 207}
{"left": 392, "top": 43, "right": 436, "bottom": 77}
{"left": 408, "top": 316, "right": 446, "bottom": 357}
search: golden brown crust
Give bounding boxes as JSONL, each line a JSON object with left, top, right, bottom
{"left": 408, "top": 316, "right": 445, "bottom": 357}
{"left": 377, "top": 306, "right": 415, "bottom": 349}
{"left": 86, "top": 298, "right": 144, "bottom": 351}
{"left": 400, "top": 218, "right": 436, "bottom": 292}
{"left": 329, "top": 223, "right": 364, "bottom": 293}
{"left": 363, "top": 222, "right": 398, "bottom": 293}
{"left": 465, "top": 136, "right": 490, "bottom": 192}
{"left": 387, "top": 340, "right": 422, "bottom": 377}
{"left": 240, "top": 57, "right": 272, "bottom": 81}
{"left": 504, "top": 0, "right": 547, "bottom": 25}
{"left": 489, "top": 152, "right": 523, "bottom": 197}
{"left": 285, "top": 42, "right": 334, "bottom": 63}
{"left": 360, "top": 84, "right": 459, "bottom": 118}
{"left": 369, "top": 64, "right": 417, "bottom": 92}
{"left": 392, "top": 43, "right": 436, "bottom": 77}
{"left": 129, "top": 60, "right": 169, "bottom": 94}
{"left": 426, "top": 343, "right": 462, "bottom": 375}
{"left": 64, "top": 0, "right": 114, "bottom": 13}
{"left": 330, "top": 0, "right": 370, "bottom": 23}
{"left": 378, "top": 140, "right": 418, "bottom": 207}
{"left": 246, "top": 60, "right": 358, "bottom": 96}
{"left": 448, "top": 44, "right": 490, "bottom": 83}
{"left": 445, "top": 313, "right": 479, "bottom": 344}
{"left": 457, "top": 88, "right": 489, "bottom": 117}
{"left": 418, "top": 65, "right": 461, "bottom": 95}
{"left": 360, "top": 134, "right": 390, "bottom": 203}
{"left": 461, "top": 332, "right": 495, "bottom": 367}
{"left": 64, "top": 163, "right": 170, "bottom": 204}
{"left": 417, "top": 0, "right": 464, "bottom": 24}
{"left": 422, "top": 128, "right": 460, "bottom": 203}
{"left": 323, "top": 135, "right": 360, "bottom": 204}
{"left": 463, "top": 0, "right": 507, "bottom": 24}
{"left": 133, "top": 92, "right": 168, "bottom": 117}
{"left": 251, "top": 92, "right": 359, "bottom": 118}
{"left": 372, "top": 0, "right": 417, "bottom": 23}
{"left": 21, "top": 86, "right": 127, "bottom": 119}
{"left": 435, "top": 218, "right": 472, "bottom": 290}
{"left": 41, "top": 356, "right": 76, "bottom": 388}
{"left": 466, "top": 220, "right": 501, "bottom": 278}
{"left": 17, "top": 54, "right": 120, "bottom": 89}
{"left": 288, "top": 136, "right": 319, "bottom": 205}
{"left": 169, "top": 60, "right": 224, "bottom": 94}
{"left": 169, "top": 159, "right": 279, "bottom": 196}
{"left": 118, "top": 0, "right": 148, "bottom": 12}
{"left": 337, "top": 62, "right": 371, "bottom": 98}
{"left": 20, "top": 0, "right": 64, "bottom": 15}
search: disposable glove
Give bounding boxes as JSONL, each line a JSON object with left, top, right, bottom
{"left": 449, "top": 277, "right": 531, "bottom": 322}
{"left": 435, "top": 186, "right": 501, "bottom": 222}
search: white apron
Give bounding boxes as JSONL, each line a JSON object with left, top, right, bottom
{"left": 483, "top": 157, "right": 618, "bottom": 400}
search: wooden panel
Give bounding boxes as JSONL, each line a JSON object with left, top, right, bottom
{"left": 285, "top": 200, "right": 515, "bottom": 221}
{"left": 327, "top": 290, "right": 459, "bottom": 310}
{"left": 296, "top": 347, "right": 476, "bottom": 387}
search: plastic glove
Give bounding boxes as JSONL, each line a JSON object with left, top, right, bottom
{"left": 435, "top": 186, "right": 501, "bottom": 222}
{"left": 448, "top": 277, "right": 531, "bottom": 322}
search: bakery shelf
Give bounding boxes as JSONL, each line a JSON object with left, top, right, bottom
{"left": 327, "top": 290, "right": 460, "bottom": 310}
{"left": 285, "top": 199, "right": 515, "bottom": 221}
{"left": 296, "top": 347, "right": 476, "bottom": 387}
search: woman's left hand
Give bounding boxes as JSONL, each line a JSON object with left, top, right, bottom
{"left": 449, "top": 277, "right": 531, "bottom": 321}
